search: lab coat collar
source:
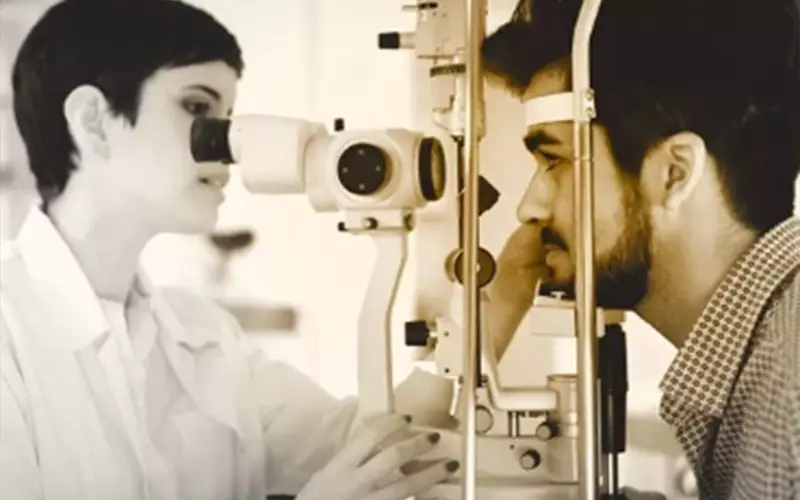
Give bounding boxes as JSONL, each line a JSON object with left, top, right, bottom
{"left": 15, "top": 207, "right": 242, "bottom": 439}
{"left": 134, "top": 270, "right": 220, "bottom": 351}
{"left": 14, "top": 207, "right": 219, "bottom": 352}
{"left": 15, "top": 207, "right": 110, "bottom": 352}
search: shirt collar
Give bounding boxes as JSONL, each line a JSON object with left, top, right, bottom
{"left": 659, "top": 217, "right": 800, "bottom": 419}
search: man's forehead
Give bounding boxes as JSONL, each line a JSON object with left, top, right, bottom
{"left": 522, "top": 63, "right": 570, "bottom": 101}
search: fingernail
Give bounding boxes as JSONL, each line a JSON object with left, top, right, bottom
{"left": 427, "top": 432, "right": 441, "bottom": 444}
{"left": 446, "top": 460, "right": 460, "bottom": 472}
{"left": 403, "top": 414, "right": 412, "bottom": 423}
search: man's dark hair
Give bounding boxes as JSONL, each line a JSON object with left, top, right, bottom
{"left": 11, "top": 0, "right": 245, "bottom": 203}
{"left": 483, "top": 0, "right": 800, "bottom": 233}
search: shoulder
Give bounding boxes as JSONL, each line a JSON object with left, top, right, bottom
{"left": 0, "top": 239, "right": 25, "bottom": 284}
{"left": 0, "top": 240, "right": 33, "bottom": 324}
{"left": 0, "top": 244, "right": 25, "bottom": 386}
{"left": 766, "top": 267, "right": 799, "bottom": 344}
{"left": 762, "top": 267, "right": 800, "bottom": 383}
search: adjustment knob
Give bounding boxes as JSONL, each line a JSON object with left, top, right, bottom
{"left": 675, "top": 458, "right": 698, "bottom": 497}
{"left": 535, "top": 420, "right": 559, "bottom": 440}
{"left": 405, "top": 320, "right": 431, "bottom": 346}
{"left": 378, "top": 32, "right": 401, "bottom": 49}
{"left": 209, "top": 229, "right": 255, "bottom": 253}
{"left": 519, "top": 449, "right": 542, "bottom": 471}
{"left": 475, "top": 405, "right": 494, "bottom": 434}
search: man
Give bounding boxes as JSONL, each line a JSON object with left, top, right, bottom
{"left": 0, "top": 1, "right": 460, "bottom": 499}
{"left": 483, "top": 0, "right": 800, "bottom": 498}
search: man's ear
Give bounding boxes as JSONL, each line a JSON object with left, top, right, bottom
{"left": 640, "top": 132, "right": 707, "bottom": 211}
{"left": 63, "top": 85, "right": 111, "bottom": 159}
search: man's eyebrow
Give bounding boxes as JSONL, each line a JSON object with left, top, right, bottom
{"left": 185, "top": 84, "right": 221, "bottom": 101}
{"left": 523, "top": 130, "right": 562, "bottom": 154}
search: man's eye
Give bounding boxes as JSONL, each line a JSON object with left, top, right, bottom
{"left": 538, "top": 152, "right": 564, "bottom": 171}
{"left": 182, "top": 100, "right": 211, "bottom": 116}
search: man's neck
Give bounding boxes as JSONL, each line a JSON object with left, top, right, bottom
{"left": 46, "top": 191, "right": 155, "bottom": 303}
{"left": 635, "top": 223, "right": 759, "bottom": 348}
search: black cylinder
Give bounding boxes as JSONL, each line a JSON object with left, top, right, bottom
{"left": 404, "top": 320, "right": 431, "bottom": 346}
{"left": 191, "top": 117, "right": 234, "bottom": 163}
{"left": 378, "top": 32, "right": 401, "bottom": 49}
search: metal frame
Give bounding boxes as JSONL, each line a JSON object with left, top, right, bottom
{"left": 461, "top": 0, "right": 604, "bottom": 498}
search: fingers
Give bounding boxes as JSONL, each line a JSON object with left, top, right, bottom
{"left": 359, "top": 422, "right": 418, "bottom": 466}
{"left": 341, "top": 414, "right": 412, "bottom": 468}
{"left": 492, "top": 223, "right": 548, "bottom": 304}
{"left": 545, "top": 247, "right": 573, "bottom": 284}
{"left": 498, "top": 222, "right": 545, "bottom": 266}
{"left": 373, "top": 459, "right": 443, "bottom": 491}
{"left": 362, "top": 432, "right": 442, "bottom": 479}
{"left": 370, "top": 458, "right": 460, "bottom": 500}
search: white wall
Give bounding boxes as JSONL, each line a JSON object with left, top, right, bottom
{"left": 0, "top": 1, "right": 49, "bottom": 243}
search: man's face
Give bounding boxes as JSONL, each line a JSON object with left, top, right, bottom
{"left": 103, "top": 61, "right": 238, "bottom": 234}
{"left": 517, "top": 65, "right": 651, "bottom": 309}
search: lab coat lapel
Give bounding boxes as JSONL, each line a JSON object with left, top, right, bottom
{"left": 145, "top": 282, "right": 245, "bottom": 440}
{"left": 144, "top": 284, "right": 267, "bottom": 500}
{"left": 7, "top": 208, "right": 144, "bottom": 486}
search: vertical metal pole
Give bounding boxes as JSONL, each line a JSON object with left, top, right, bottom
{"left": 574, "top": 120, "right": 598, "bottom": 500}
{"left": 461, "top": 0, "right": 485, "bottom": 499}
{"left": 571, "top": 1, "right": 604, "bottom": 499}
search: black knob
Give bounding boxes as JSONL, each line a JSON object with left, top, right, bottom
{"left": 405, "top": 320, "right": 431, "bottom": 346}
{"left": 535, "top": 420, "right": 559, "bottom": 440}
{"left": 209, "top": 229, "right": 255, "bottom": 253}
{"left": 519, "top": 449, "right": 542, "bottom": 470}
{"left": 378, "top": 32, "right": 401, "bottom": 49}
{"left": 334, "top": 118, "right": 345, "bottom": 131}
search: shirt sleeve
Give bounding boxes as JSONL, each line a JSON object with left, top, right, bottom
{"left": 232, "top": 325, "right": 359, "bottom": 496}
{"left": 0, "top": 323, "right": 42, "bottom": 500}
{"left": 790, "top": 328, "right": 800, "bottom": 491}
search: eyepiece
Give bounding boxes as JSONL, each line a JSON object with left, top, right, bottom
{"left": 191, "top": 117, "right": 234, "bottom": 163}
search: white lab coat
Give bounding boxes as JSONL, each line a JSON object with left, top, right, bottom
{"left": 0, "top": 208, "right": 361, "bottom": 500}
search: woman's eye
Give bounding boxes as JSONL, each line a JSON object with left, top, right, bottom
{"left": 182, "top": 100, "right": 211, "bottom": 116}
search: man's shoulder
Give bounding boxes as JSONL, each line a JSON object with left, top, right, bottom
{"left": 765, "top": 265, "right": 799, "bottom": 331}
{"left": 760, "top": 266, "right": 800, "bottom": 380}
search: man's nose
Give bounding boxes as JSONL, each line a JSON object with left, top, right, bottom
{"left": 516, "top": 169, "right": 556, "bottom": 224}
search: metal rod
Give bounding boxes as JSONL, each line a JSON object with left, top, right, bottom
{"left": 574, "top": 121, "right": 598, "bottom": 500}
{"left": 571, "top": 1, "right": 604, "bottom": 499}
{"left": 461, "top": 0, "right": 485, "bottom": 498}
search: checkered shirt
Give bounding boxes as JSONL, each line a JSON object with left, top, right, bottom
{"left": 659, "top": 217, "right": 800, "bottom": 500}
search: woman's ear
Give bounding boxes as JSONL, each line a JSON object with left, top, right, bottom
{"left": 63, "top": 85, "right": 111, "bottom": 159}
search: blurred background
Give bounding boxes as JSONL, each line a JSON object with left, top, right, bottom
{"left": 1, "top": 0, "right": 798, "bottom": 497}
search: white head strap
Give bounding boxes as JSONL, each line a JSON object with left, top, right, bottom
{"left": 524, "top": 92, "right": 576, "bottom": 127}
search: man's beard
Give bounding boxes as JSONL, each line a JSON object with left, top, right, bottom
{"left": 543, "top": 185, "right": 652, "bottom": 310}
